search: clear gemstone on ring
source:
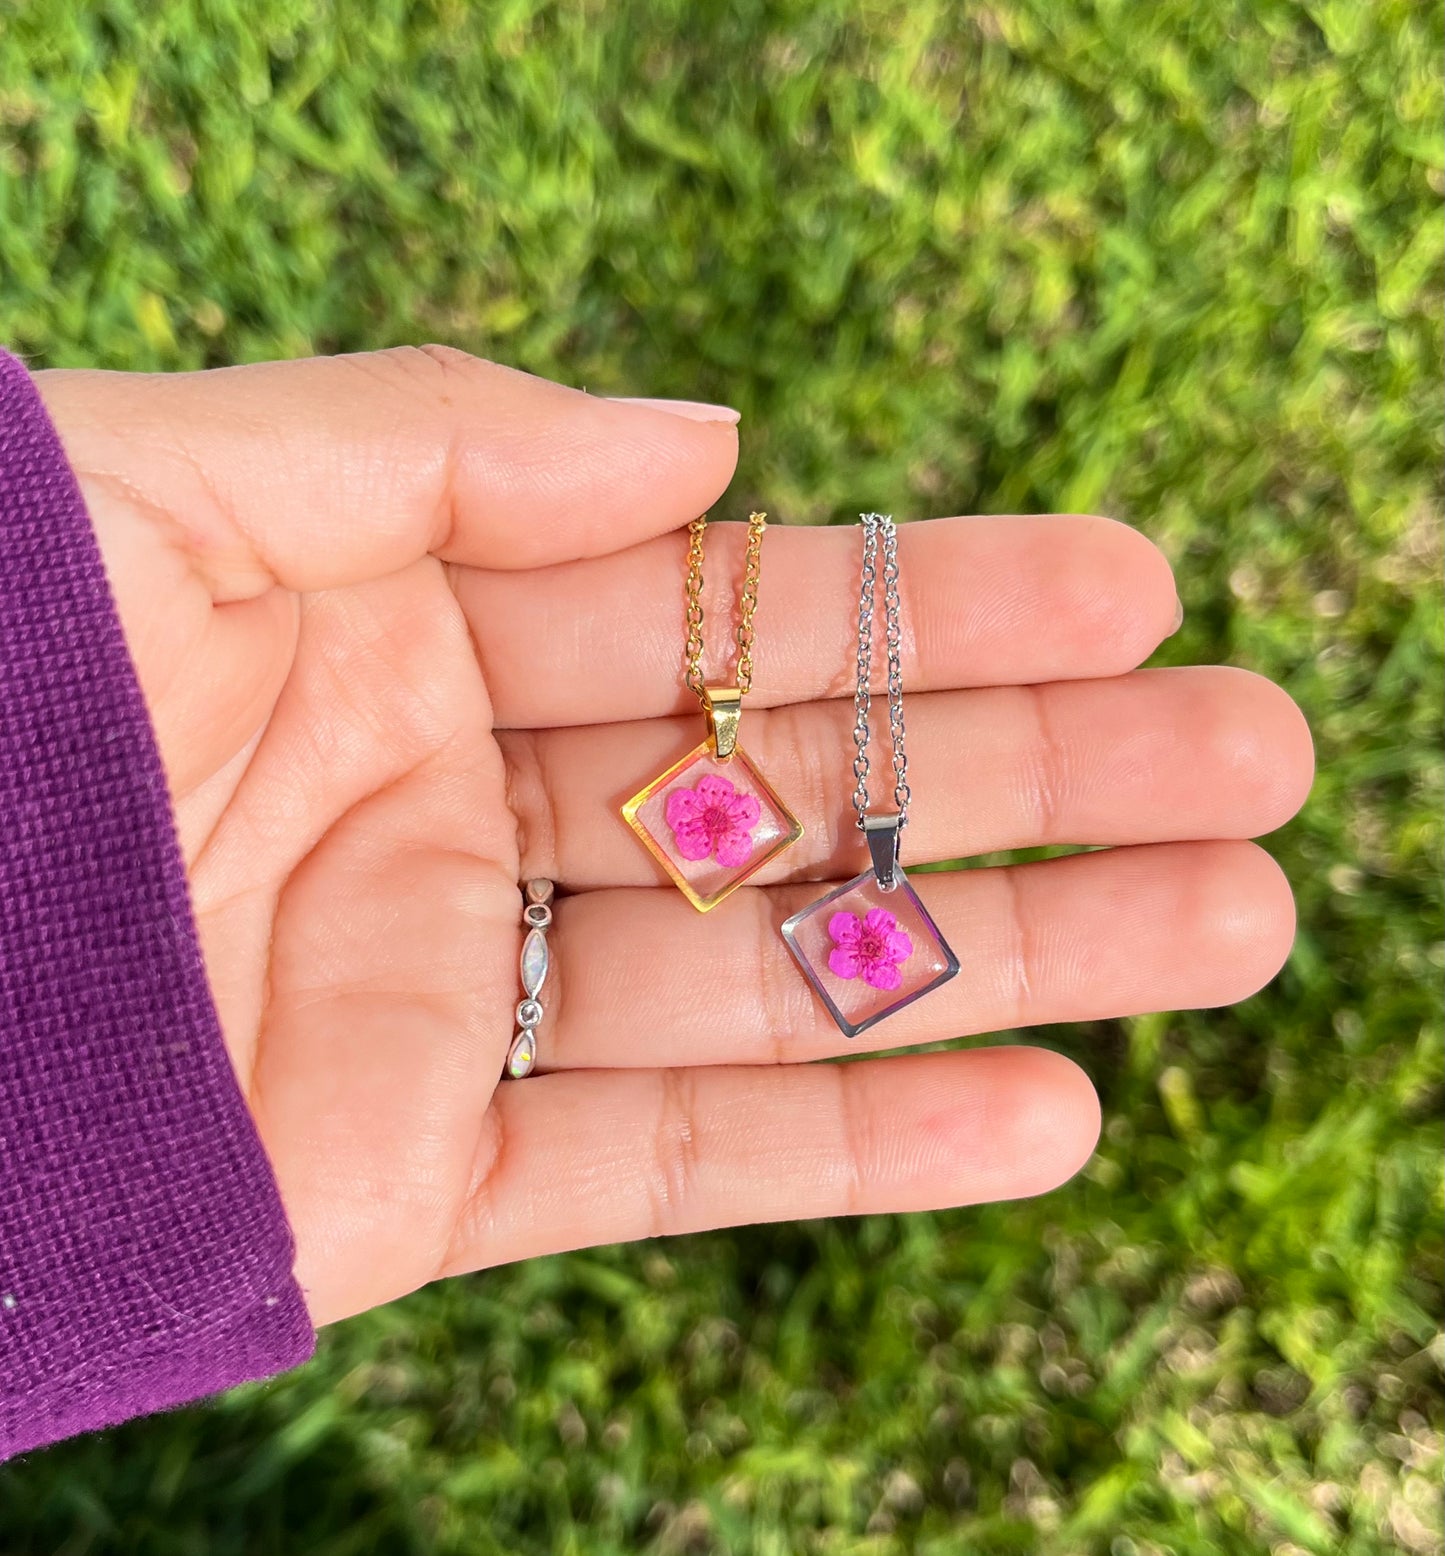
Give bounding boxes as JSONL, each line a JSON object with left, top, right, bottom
{"left": 524, "top": 902, "right": 553, "bottom": 930}
{"left": 507, "top": 1029, "right": 536, "bottom": 1078}
{"left": 516, "top": 998, "right": 543, "bottom": 1028}
{"left": 521, "top": 927, "right": 549, "bottom": 995}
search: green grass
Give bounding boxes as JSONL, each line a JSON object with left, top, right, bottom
{"left": 1, "top": 2, "right": 1441, "bottom": 1552}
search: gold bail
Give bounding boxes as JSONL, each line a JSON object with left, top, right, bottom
{"left": 703, "top": 686, "right": 742, "bottom": 760}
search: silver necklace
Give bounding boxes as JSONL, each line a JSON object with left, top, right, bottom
{"left": 781, "top": 514, "right": 959, "bottom": 1037}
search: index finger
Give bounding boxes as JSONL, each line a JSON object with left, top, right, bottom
{"left": 36, "top": 347, "right": 741, "bottom": 597}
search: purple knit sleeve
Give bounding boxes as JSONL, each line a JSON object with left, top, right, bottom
{"left": 0, "top": 351, "right": 314, "bottom": 1459}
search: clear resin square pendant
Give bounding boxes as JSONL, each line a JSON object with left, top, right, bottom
{"left": 622, "top": 740, "right": 803, "bottom": 912}
{"left": 781, "top": 870, "right": 959, "bottom": 1038}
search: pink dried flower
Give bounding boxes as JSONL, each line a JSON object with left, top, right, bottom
{"left": 665, "top": 774, "right": 761, "bottom": 868}
{"left": 827, "top": 907, "right": 913, "bottom": 990}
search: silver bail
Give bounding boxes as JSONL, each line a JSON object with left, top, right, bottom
{"left": 862, "top": 811, "right": 903, "bottom": 891}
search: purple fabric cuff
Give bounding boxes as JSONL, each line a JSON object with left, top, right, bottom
{"left": 0, "top": 351, "right": 314, "bottom": 1459}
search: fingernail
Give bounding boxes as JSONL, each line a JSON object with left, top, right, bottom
{"left": 606, "top": 395, "right": 741, "bottom": 425}
{"left": 1169, "top": 596, "right": 1184, "bottom": 635}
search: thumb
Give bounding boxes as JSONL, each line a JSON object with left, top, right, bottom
{"left": 35, "top": 346, "right": 741, "bottom": 598}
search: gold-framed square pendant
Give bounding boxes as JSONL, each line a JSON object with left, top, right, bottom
{"left": 621, "top": 740, "right": 803, "bottom": 912}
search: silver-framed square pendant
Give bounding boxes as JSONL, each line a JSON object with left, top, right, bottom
{"left": 781, "top": 869, "right": 959, "bottom": 1038}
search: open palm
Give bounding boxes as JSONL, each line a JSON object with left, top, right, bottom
{"left": 36, "top": 348, "right": 1313, "bottom": 1328}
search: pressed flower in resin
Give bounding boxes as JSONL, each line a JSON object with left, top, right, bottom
{"left": 664, "top": 774, "right": 761, "bottom": 868}
{"left": 781, "top": 874, "right": 958, "bottom": 1037}
{"left": 826, "top": 907, "right": 913, "bottom": 990}
{"left": 622, "top": 744, "right": 801, "bottom": 912}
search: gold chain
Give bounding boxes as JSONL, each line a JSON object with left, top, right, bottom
{"left": 683, "top": 510, "right": 767, "bottom": 702}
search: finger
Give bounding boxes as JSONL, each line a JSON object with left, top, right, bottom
{"left": 35, "top": 347, "right": 740, "bottom": 595}
{"left": 456, "top": 513, "right": 1180, "bottom": 727}
{"left": 439, "top": 1046, "right": 1101, "bottom": 1273}
{"left": 536, "top": 841, "right": 1295, "bottom": 1069}
{"left": 501, "top": 667, "right": 1314, "bottom": 887}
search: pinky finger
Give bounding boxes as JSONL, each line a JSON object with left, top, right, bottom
{"left": 438, "top": 1048, "right": 1101, "bottom": 1274}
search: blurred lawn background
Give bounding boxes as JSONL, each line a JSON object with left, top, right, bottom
{"left": 1, "top": 2, "right": 1441, "bottom": 1552}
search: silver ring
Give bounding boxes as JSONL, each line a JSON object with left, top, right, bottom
{"left": 505, "top": 879, "right": 553, "bottom": 1078}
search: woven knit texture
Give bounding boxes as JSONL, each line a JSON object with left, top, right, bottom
{"left": 0, "top": 351, "right": 313, "bottom": 1460}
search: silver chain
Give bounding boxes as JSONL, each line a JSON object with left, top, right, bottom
{"left": 851, "top": 513, "right": 911, "bottom": 830}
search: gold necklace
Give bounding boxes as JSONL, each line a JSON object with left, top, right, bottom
{"left": 621, "top": 512, "right": 803, "bottom": 912}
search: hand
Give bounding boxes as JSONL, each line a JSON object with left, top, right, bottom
{"left": 36, "top": 348, "right": 1313, "bottom": 1327}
